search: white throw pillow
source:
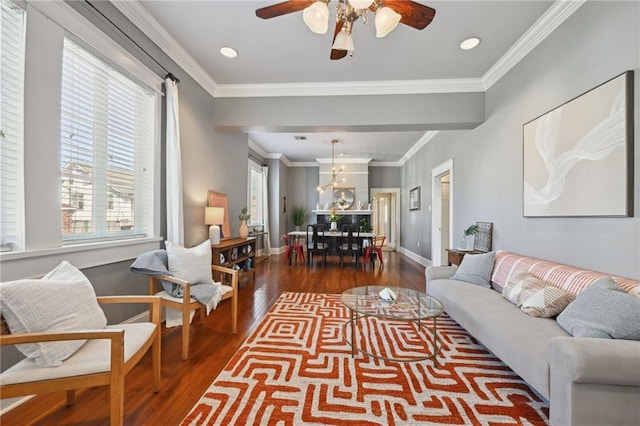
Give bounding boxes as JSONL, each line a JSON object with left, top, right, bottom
{"left": 0, "top": 261, "right": 107, "bottom": 367}
{"left": 165, "top": 240, "right": 212, "bottom": 285}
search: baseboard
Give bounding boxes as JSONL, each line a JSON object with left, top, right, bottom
{"left": 398, "top": 247, "right": 432, "bottom": 267}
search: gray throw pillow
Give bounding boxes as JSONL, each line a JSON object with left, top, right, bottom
{"left": 450, "top": 251, "right": 496, "bottom": 288}
{"left": 557, "top": 277, "right": 640, "bottom": 340}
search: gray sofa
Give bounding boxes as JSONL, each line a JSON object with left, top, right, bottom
{"left": 426, "top": 253, "right": 640, "bottom": 426}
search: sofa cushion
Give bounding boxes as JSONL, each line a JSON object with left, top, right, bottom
{"left": 557, "top": 277, "right": 640, "bottom": 340}
{"left": 429, "top": 278, "right": 567, "bottom": 399}
{"left": 520, "top": 285, "right": 575, "bottom": 318}
{"left": 502, "top": 271, "right": 546, "bottom": 306}
{"left": 0, "top": 261, "right": 107, "bottom": 367}
{"left": 165, "top": 240, "right": 212, "bottom": 285}
{"left": 450, "top": 251, "right": 495, "bottom": 288}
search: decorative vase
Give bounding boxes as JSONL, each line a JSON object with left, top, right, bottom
{"left": 295, "top": 225, "right": 301, "bottom": 231}
{"left": 330, "top": 221, "right": 337, "bottom": 231}
{"left": 462, "top": 235, "right": 474, "bottom": 250}
{"left": 239, "top": 220, "right": 249, "bottom": 238}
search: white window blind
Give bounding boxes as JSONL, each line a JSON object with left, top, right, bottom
{"left": 248, "top": 160, "right": 264, "bottom": 226}
{"left": 0, "top": 1, "right": 25, "bottom": 252}
{"left": 61, "top": 38, "right": 155, "bottom": 242}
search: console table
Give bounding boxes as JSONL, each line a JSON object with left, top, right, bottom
{"left": 445, "top": 248, "right": 483, "bottom": 266}
{"left": 211, "top": 237, "right": 256, "bottom": 283}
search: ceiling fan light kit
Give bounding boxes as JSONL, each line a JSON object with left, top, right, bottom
{"left": 303, "top": 1, "right": 329, "bottom": 34}
{"left": 256, "top": 0, "right": 436, "bottom": 60}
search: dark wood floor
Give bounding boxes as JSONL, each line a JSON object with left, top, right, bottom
{"left": 2, "top": 251, "right": 426, "bottom": 425}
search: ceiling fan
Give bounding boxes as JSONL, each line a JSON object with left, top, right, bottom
{"left": 255, "top": 0, "right": 436, "bottom": 60}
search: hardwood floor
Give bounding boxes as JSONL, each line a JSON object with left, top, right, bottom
{"left": 1, "top": 251, "right": 426, "bottom": 425}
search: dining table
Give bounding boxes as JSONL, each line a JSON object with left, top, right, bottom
{"left": 286, "top": 230, "right": 376, "bottom": 266}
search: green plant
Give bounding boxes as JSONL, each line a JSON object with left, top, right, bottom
{"left": 238, "top": 207, "right": 250, "bottom": 221}
{"left": 464, "top": 224, "right": 480, "bottom": 236}
{"left": 359, "top": 218, "right": 373, "bottom": 233}
{"left": 328, "top": 208, "right": 341, "bottom": 222}
{"left": 292, "top": 205, "right": 307, "bottom": 226}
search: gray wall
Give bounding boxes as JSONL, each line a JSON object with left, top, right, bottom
{"left": 369, "top": 166, "right": 402, "bottom": 189}
{"left": 286, "top": 167, "right": 320, "bottom": 233}
{"left": 401, "top": 1, "right": 640, "bottom": 279}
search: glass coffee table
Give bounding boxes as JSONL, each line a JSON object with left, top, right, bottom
{"left": 341, "top": 285, "right": 444, "bottom": 363}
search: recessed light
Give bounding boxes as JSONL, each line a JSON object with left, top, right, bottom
{"left": 460, "top": 37, "right": 481, "bottom": 50}
{"left": 220, "top": 47, "right": 238, "bottom": 58}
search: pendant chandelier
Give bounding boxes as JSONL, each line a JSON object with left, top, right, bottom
{"left": 317, "top": 140, "right": 345, "bottom": 193}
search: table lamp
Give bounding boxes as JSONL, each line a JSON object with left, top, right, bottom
{"left": 205, "top": 207, "right": 224, "bottom": 245}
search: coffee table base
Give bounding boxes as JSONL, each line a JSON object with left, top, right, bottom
{"left": 342, "top": 311, "right": 442, "bottom": 364}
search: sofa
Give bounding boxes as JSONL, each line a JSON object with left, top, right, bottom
{"left": 426, "top": 251, "right": 640, "bottom": 426}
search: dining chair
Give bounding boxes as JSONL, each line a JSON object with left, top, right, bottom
{"left": 363, "top": 235, "right": 386, "bottom": 269}
{"left": 338, "top": 224, "right": 360, "bottom": 267}
{"left": 306, "top": 224, "right": 329, "bottom": 266}
{"left": 282, "top": 234, "right": 305, "bottom": 264}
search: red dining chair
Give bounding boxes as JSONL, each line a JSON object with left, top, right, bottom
{"left": 282, "top": 234, "right": 305, "bottom": 264}
{"left": 363, "top": 235, "right": 386, "bottom": 269}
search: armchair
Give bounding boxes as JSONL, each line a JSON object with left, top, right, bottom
{"left": 148, "top": 264, "right": 238, "bottom": 360}
{"left": 0, "top": 295, "right": 161, "bottom": 426}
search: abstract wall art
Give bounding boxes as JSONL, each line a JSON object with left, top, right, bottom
{"left": 523, "top": 71, "right": 634, "bottom": 217}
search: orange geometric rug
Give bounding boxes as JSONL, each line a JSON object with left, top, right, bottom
{"left": 182, "top": 292, "right": 549, "bottom": 425}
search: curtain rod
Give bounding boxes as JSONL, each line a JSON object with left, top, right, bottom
{"left": 85, "top": 1, "right": 180, "bottom": 84}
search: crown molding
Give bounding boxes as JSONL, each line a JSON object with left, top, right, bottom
{"left": 369, "top": 161, "right": 401, "bottom": 167}
{"left": 110, "top": 0, "right": 218, "bottom": 98}
{"left": 316, "top": 158, "right": 372, "bottom": 164}
{"left": 288, "top": 162, "right": 319, "bottom": 167}
{"left": 248, "top": 138, "right": 269, "bottom": 159}
{"left": 481, "top": 0, "right": 586, "bottom": 90}
{"left": 214, "top": 78, "right": 484, "bottom": 98}
{"left": 398, "top": 131, "right": 439, "bottom": 166}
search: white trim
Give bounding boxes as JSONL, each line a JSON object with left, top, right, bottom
{"left": 316, "top": 158, "right": 372, "bottom": 164}
{"left": 431, "top": 159, "right": 454, "bottom": 267}
{"left": 248, "top": 138, "right": 269, "bottom": 159}
{"left": 369, "top": 161, "right": 401, "bottom": 167}
{"left": 28, "top": 1, "right": 162, "bottom": 91}
{"left": 370, "top": 187, "right": 401, "bottom": 250}
{"left": 399, "top": 131, "right": 439, "bottom": 166}
{"left": 214, "top": 78, "right": 484, "bottom": 98}
{"left": 288, "top": 162, "right": 319, "bottom": 167}
{"left": 319, "top": 171, "right": 369, "bottom": 175}
{"left": 398, "top": 246, "right": 431, "bottom": 268}
{"left": 481, "top": 0, "right": 586, "bottom": 90}
{"left": 110, "top": 0, "right": 218, "bottom": 97}
{"left": 0, "top": 237, "right": 163, "bottom": 281}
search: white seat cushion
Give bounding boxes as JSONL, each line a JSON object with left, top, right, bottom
{"left": 0, "top": 323, "right": 156, "bottom": 385}
{"left": 156, "top": 285, "right": 232, "bottom": 303}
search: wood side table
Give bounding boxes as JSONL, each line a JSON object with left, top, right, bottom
{"left": 445, "top": 249, "right": 483, "bottom": 266}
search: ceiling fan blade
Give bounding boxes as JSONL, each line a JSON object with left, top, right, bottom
{"left": 255, "top": 0, "right": 315, "bottom": 19}
{"left": 330, "top": 20, "right": 348, "bottom": 60}
{"left": 383, "top": 0, "right": 436, "bottom": 30}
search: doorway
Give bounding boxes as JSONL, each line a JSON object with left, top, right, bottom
{"left": 370, "top": 188, "right": 400, "bottom": 251}
{"left": 431, "top": 160, "right": 453, "bottom": 266}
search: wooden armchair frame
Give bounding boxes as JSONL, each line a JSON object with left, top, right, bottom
{"left": 0, "top": 295, "right": 161, "bottom": 426}
{"left": 148, "top": 264, "right": 238, "bottom": 360}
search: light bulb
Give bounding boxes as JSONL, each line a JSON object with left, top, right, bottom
{"left": 303, "top": 2, "right": 329, "bottom": 34}
{"left": 332, "top": 28, "right": 355, "bottom": 51}
{"left": 375, "top": 6, "right": 401, "bottom": 38}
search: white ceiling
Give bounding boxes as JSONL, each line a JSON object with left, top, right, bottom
{"left": 132, "top": 0, "right": 556, "bottom": 163}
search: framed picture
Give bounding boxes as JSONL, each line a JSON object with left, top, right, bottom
{"left": 523, "top": 71, "right": 634, "bottom": 217}
{"left": 409, "top": 186, "right": 420, "bottom": 211}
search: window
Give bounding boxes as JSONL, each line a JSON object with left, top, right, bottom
{"left": 60, "top": 39, "right": 155, "bottom": 242}
{"left": 248, "top": 160, "right": 264, "bottom": 226}
{"left": 0, "top": 1, "right": 25, "bottom": 252}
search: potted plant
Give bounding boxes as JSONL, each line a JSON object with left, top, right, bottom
{"left": 328, "top": 209, "right": 341, "bottom": 230}
{"left": 462, "top": 224, "right": 479, "bottom": 250}
{"left": 238, "top": 207, "right": 250, "bottom": 238}
{"left": 359, "top": 218, "right": 373, "bottom": 233}
{"left": 292, "top": 205, "right": 307, "bottom": 231}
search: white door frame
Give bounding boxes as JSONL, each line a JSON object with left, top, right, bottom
{"left": 431, "top": 159, "right": 454, "bottom": 266}
{"left": 370, "top": 187, "right": 400, "bottom": 250}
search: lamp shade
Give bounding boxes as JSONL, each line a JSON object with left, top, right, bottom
{"left": 303, "top": 1, "right": 329, "bottom": 34}
{"left": 375, "top": 6, "right": 401, "bottom": 38}
{"left": 332, "top": 29, "right": 355, "bottom": 51}
{"left": 205, "top": 207, "right": 224, "bottom": 225}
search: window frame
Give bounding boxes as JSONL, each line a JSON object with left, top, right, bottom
{"left": 247, "top": 159, "right": 264, "bottom": 227}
